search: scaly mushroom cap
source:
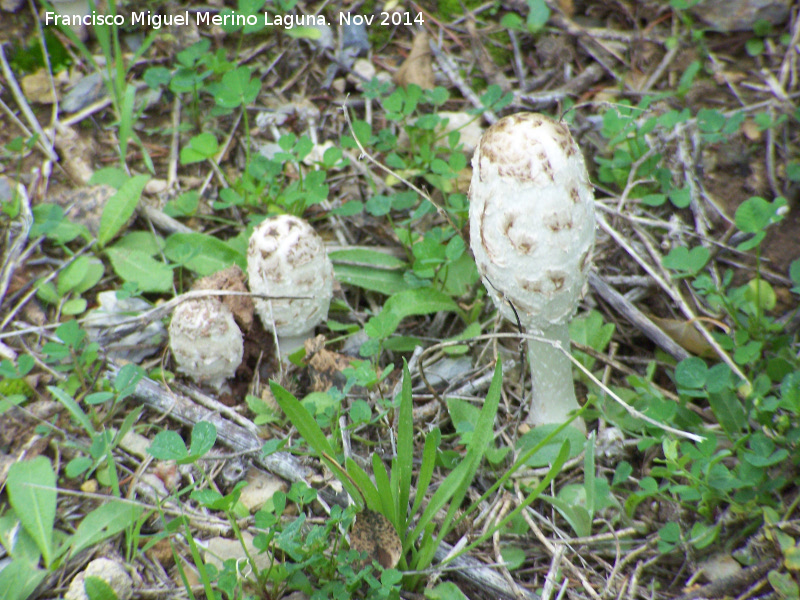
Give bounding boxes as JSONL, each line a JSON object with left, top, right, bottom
{"left": 169, "top": 298, "right": 243, "bottom": 389}
{"left": 469, "top": 113, "right": 595, "bottom": 332}
{"left": 247, "top": 215, "right": 334, "bottom": 337}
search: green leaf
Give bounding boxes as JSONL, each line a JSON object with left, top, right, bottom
{"left": 147, "top": 431, "right": 189, "bottom": 461}
{"left": 735, "top": 196, "right": 786, "bottom": 233}
{"left": 447, "top": 398, "right": 481, "bottom": 445}
{"left": 457, "top": 439, "right": 571, "bottom": 561}
{"left": 83, "top": 575, "right": 119, "bottom": 600}
{"left": 97, "top": 175, "right": 149, "bottom": 247}
{"left": 180, "top": 132, "right": 219, "bottom": 164}
{"left": 333, "top": 264, "right": 409, "bottom": 296}
{"left": 49, "top": 385, "right": 96, "bottom": 435}
{"left": 345, "top": 457, "right": 382, "bottom": 511}
{"left": 526, "top": 0, "right": 550, "bottom": 32}
{"left": 112, "top": 231, "right": 165, "bottom": 256}
{"left": 413, "top": 361, "right": 502, "bottom": 569}
{"left": 500, "top": 546, "right": 526, "bottom": 571}
{"left": 57, "top": 255, "right": 89, "bottom": 296}
{"left": 365, "top": 288, "right": 460, "bottom": 339}
{"left": 329, "top": 248, "right": 407, "bottom": 269}
{"left": 425, "top": 582, "right": 469, "bottom": 600}
{"left": 89, "top": 167, "right": 129, "bottom": 189}
{"left": 785, "top": 545, "right": 800, "bottom": 571}
{"left": 744, "top": 279, "right": 776, "bottom": 311}
{"left": 188, "top": 422, "right": 217, "bottom": 460}
{"left": 164, "top": 232, "right": 246, "bottom": 275}
{"left": 516, "top": 424, "right": 585, "bottom": 468}
{"left": 284, "top": 26, "right": 321, "bottom": 39}
{"left": 372, "top": 453, "right": 395, "bottom": 522}
{"left": 7, "top": 457, "right": 56, "bottom": 568}
{"left": 662, "top": 246, "right": 710, "bottom": 276}
{"left": 70, "top": 501, "right": 144, "bottom": 558}
{"left": 708, "top": 390, "right": 747, "bottom": 440}
{"left": 768, "top": 570, "right": 799, "bottom": 599}
{"left": 215, "top": 67, "right": 261, "bottom": 108}
{"left": 271, "top": 381, "right": 334, "bottom": 457}
{"left": 675, "top": 357, "right": 707, "bottom": 389}
{"left": 395, "top": 362, "right": 413, "bottom": 528}
{"left": 584, "top": 430, "right": 596, "bottom": 517}
{"left": 62, "top": 297, "right": 88, "bottom": 315}
{"left": 412, "top": 428, "right": 440, "bottom": 516}
{"left": 105, "top": 248, "right": 173, "bottom": 293}
{"left": 31, "top": 203, "right": 88, "bottom": 243}
{"left": 540, "top": 494, "right": 592, "bottom": 537}
{"left": 668, "top": 186, "right": 691, "bottom": 208}
{"left": 0, "top": 559, "right": 47, "bottom": 600}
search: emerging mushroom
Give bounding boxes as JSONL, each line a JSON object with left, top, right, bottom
{"left": 247, "top": 215, "right": 335, "bottom": 358}
{"left": 469, "top": 113, "right": 595, "bottom": 432}
{"left": 169, "top": 297, "right": 244, "bottom": 390}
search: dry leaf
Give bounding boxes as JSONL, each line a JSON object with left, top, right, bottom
{"left": 304, "top": 334, "right": 350, "bottom": 392}
{"left": 393, "top": 31, "right": 434, "bottom": 90}
{"left": 556, "top": 0, "right": 575, "bottom": 17}
{"left": 193, "top": 265, "right": 254, "bottom": 333}
{"left": 54, "top": 122, "right": 95, "bottom": 185}
{"left": 350, "top": 509, "right": 402, "bottom": 569}
{"left": 648, "top": 315, "right": 721, "bottom": 357}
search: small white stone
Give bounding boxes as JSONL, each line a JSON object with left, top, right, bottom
{"left": 65, "top": 558, "right": 132, "bottom": 600}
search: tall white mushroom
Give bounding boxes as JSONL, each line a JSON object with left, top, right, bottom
{"left": 247, "top": 215, "right": 335, "bottom": 358}
{"left": 469, "top": 113, "right": 595, "bottom": 432}
{"left": 169, "top": 297, "right": 244, "bottom": 390}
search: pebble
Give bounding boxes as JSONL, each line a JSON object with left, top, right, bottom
{"left": 690, "top": 0, "right": 791, "bottom": 31}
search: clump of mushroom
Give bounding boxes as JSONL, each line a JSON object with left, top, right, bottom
{"left": 247, "top": 215, "right": 335, "bottom": 358}
{"left": 469, "top": 113, "right": 595, "bottom": 433}
{"left": 169, "top": 297, "right": 244, "bottom": 390}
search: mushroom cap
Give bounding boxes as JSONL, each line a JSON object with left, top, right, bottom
{"left": 169, "top": 297, "right": 243, "bottom": 388}
{"left": 247, "top": 215, "right": 334, "bottom": 337}
{"left": 469, "top": 113, "right": 595, "bottom": 332}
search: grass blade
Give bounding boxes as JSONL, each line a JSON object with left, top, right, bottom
{"left": 396, "top": 361, "right": 414, "bottom": 525}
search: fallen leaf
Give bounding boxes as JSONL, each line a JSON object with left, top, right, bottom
{"left": 648, "top": 315, "right": 724, "bottom": 357}
{"left": 193, "top": 265, "right": 254, "bottom": 333}
{"left": 393, "top": 31, "right": 434, "bottom": 90}
{"left": 350, "top": 509, "right": 402, "bottom": 569}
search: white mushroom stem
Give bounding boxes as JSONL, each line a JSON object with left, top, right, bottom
{"left": 263, "top": 299, "right": 312, "bottom": 358}
{"left": 526, "top": 323, "right": 583, "bottom": 432}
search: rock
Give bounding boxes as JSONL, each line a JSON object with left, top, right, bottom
{"left": 203, "top": 531, "right": 272, "bottom": 580}
{"left": 1, "top": 0, "right": 24, "bottom": 11}
{"left": 690, "top": 0, "right": 791, "bottom": 31}
{"left": 65, "top": 558, "right": 133, "bottom": 600}
{"left": 49, "top": 0, "right": 91, "bottom": 39}
{"left": 341, "top": 21, "right": 369, "bottom": 55}
{"left": 311, "top": 22, "right": 334, "bottom": 50}
{"left": 21, "top": 71, "right": 57, "bottom": 104}
{"left": 348, "top": 58, "right": 376, "bottom": 89}
{"left": 238, "top": 468, "right": 287, "bottom": 513}
{"left": 62, "top": 72, "right": 107, "bottom": 114}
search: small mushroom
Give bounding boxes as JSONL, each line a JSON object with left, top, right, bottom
{"left": 469, "top": 113, "right": 595, "bottom": 432}
{"left": 247, "top": 215, "right": 335, "bottom": 358}
{"left": 168, "top": 297, "right": 244, "bottom": 389}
